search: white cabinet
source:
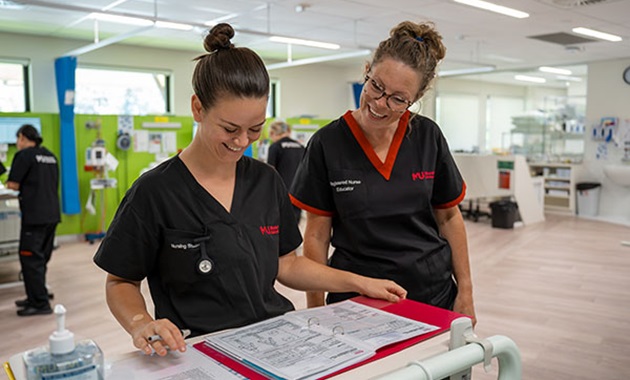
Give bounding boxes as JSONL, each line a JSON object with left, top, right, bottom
{"left": 528, "top": 163, "right": 576, "bottom": 214}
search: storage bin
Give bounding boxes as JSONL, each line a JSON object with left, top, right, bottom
{"left": 489, "top": 200, "right": 518, "bottom": 229}
{"left": 576, "top": 182, "right": 601, "bottom": 216}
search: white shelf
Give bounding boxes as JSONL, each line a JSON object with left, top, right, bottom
{"left": 529, "top": 163, "right": 576, "bottom": 214}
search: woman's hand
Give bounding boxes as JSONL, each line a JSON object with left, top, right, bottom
{"left": 131, "top": 318, "right": 187, "bottom": 356}
{"left": 357, "top": 277, "right": 407, "bottom": 303}
{"left": 453, "top": 291, "right": 476, "bottom": 326}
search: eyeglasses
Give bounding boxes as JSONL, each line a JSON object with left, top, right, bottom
{"left": 364, "top": 75, "right": 413, "bottom": 112}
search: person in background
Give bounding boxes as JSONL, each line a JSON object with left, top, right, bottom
{"left": 7, "top": 124, "right": 60, "bottom": 316}
{"left": 290, "top": 21, "right": 476, "bottom": 325}
{"left": 93, "top": 23, "right": 406, "bottom": 358}
{"left": 267, "top": 120, "right": 306, "bottom": 222}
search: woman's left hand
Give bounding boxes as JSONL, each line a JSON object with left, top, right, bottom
{"left": 453, "top": 292, "right": 476, "bottom": 326}
{"left": 358, "top": 277, "right": 407, "bottom": 303}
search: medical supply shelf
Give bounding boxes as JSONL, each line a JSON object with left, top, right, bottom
{"left": 528, "top": 163, "right": 576, "bottom": 214}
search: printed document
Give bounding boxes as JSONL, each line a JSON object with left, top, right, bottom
{"left": 204, "top": 300, "right": 438, "bottom": 380}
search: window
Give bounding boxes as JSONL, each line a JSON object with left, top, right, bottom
{"left": 486, "top": 96, "right": 525, "bottom": 152}
{"left": 0, "top": 60, "right": 29, "bottom": 112}
{"left": 436, "top": 93, "right": 480, "bottom": 152}
{"left": 75, "top": 66, "right": 170, "bottom": 115}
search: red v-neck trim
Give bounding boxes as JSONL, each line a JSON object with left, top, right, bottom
{"left": 343, "top": 110, "right": 410, "bottom": 181}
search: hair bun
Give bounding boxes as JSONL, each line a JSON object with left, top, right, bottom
{"left": 204, "top": 23, "right": 235, "bottom": 52}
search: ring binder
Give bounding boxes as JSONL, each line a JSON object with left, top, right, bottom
{"left": 332, "top": 326, "right": 344, "bottom": 336}
{"left": 307, "top": 317, "right": 320, "bottom": 328}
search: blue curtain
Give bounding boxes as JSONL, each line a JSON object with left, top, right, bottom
{"left": 54, "top": 56, "right": 81, "bottom": 214}
{"left": 352, "top": 82, "right": 363, "bottom": 108}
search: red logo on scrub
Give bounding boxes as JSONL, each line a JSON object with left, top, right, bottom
{"left": 412, "top": 171, "right": 435, "bottom": 181}
{"left": 259, "top": 225, "right": 280, "bottom": 235}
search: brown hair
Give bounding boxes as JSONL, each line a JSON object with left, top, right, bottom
{"left": 371, "top": 21, "right": 446, "bottom": 100}
{"left": 192, "top": 23, "right": 269, "bottom": 111}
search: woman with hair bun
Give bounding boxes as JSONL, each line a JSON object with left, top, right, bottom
{"left": 291, "top": 21, "right": 476, "bottom": 324}
{"left": 94, "top": 23, "right": 406, "bottom": 357}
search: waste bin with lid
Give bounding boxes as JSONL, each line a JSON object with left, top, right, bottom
{"left": 489, "top": 200, "right": 518, "bottom": 229}
{"left": 576, "top": 182, "right": 601, "bottom": 217}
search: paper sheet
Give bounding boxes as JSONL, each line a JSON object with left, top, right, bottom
{"left": 108, "top": 346, "right": 246, "bottom": 380}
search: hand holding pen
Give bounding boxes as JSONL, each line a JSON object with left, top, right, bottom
{"left": 135, "top": 320, "right": 190, "bottom": 356}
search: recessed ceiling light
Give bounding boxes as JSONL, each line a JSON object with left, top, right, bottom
{"left": 89, "top": 12, "right": 153, "bottom": 27}
{"left": 453, "top": 0, "right": 529, "bottom": 18}
{"left": 155, "top": 21, "right": 194, "bottom": 31}
{"left": 438, "top": 66, "right": 496, "bottom": 77}
{"left": 556, "top": 75, "right": 582, "bottom": 82}
{"left": 269, "top": 36, "right": 340, "bottom": 50}
{"left": 572, "top": 27, "right": 622, "bottom": 42}
{"left": 539, "top": 66, "right": 572, "bottom": 75}
{"left": 514, "top": 75, "right": 546, "bottom": 83}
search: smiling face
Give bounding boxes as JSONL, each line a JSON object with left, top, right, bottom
{"left": 356, "top": 58, "right": 421, "bottom": 130}
{"left": 191, "top": 94, "right": 268, "bottom": 164}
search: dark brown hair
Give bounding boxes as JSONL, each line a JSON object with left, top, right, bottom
{"left": 16, "top": 124, "right": 43, "bottom": 146}
{"left": 192, "top": 23, "right": 269, "bottom": 110}
{"left": 371, "top": 21, "right": 446, "bottom": 100}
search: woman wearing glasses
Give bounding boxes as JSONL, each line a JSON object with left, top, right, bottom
{"left": 290, "top": 21, "right": 476, "bottom": 324}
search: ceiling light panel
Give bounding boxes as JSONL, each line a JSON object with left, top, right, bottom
{"left": 539, "top": 66, "right": 572, "bottom": 75}
{"left": 453, "top": 0, "right": 529, "bottom": 18}
{"left": 572, "top": 27, "right": 622, "bottom": 42}
{"left": 515, "top": 74, "right": 547, "bottom": 83}
{"left": 269, "top": 36, "right": 340, "bottom": 50}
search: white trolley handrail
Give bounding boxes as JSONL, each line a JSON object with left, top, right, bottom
{"left": 373, "top": 318, "right": 521, "bottom": 380}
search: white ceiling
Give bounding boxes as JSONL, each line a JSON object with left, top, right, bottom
{"left": 2, "top": 0, "right": 630, "bottom": 88}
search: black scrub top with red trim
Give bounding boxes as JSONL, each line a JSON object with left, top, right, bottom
{"left": 290, "top": 111, "right": 466, "bottom": 308}
{"left": 94, "top": 155, "right": 301, "bottom": 337}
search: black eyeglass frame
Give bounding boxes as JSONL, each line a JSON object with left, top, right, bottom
{"left": 363, "top": 74, "right": 414, "bottom": 112}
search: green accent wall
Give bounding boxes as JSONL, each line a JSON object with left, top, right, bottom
{"left": 2, "top": 113, "right": 331, "bottom": 238}
{"left": 1, "top": 112, "right": 193, "bottom": 237}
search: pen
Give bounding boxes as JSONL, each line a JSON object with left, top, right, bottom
{"left": 4, "top": 361, "right": 16, "bottom": 380}
{"left": 147, "top": 329, "right": 191, "bottom": 342}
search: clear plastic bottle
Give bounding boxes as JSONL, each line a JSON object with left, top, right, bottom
{"left": 23, "top": 305, "right": 104, "bottom": 380}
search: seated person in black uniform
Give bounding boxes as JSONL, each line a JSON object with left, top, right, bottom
{"left": 93, "top": 23, "right": 406, "bottom": 357}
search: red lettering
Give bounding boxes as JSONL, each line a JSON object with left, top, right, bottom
{"left": 259, "top": 225, "right": 280, "bottom": 235}
{"left": 412, "top": 171, "right": 435, "bottom": 181}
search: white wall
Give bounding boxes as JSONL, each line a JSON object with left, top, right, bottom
{"left": 581, "top": 58, "right": 630, "bottom": 224}
{"left": 269, "top": 64, "right": 364, "bottom": 119}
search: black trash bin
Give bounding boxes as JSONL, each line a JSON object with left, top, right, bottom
{"left": 489, "top": 200, "right": 518, "bottom": 229}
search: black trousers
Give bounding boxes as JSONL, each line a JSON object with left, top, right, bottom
{"left": 19, "top": 223, "right": 57, "bottom": 309}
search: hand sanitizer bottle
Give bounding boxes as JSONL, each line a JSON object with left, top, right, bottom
{"left": 23, "top": 305, "right": 104, "bottom": 380}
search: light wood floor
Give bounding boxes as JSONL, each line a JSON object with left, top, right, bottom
{"left": 1, "top": 213, "right": 629, "bottom": 379}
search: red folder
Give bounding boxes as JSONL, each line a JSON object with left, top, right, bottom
{"left": 193, "top": 296, "right": 467, "bottom": 379}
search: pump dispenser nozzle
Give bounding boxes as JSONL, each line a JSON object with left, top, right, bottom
{"left": 49, "top": 304, "right": 75, "bottom": 355}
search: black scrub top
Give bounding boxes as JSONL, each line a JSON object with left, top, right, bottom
{"left": 267, "top": 136, "right": 305, "bottom": 189}
{"left": 8, "top": 146, "right": 60, "bottom": 225}
{"left": 94, "top": 155, "right": 302, "bottom": 336}
{"left": 290, "top": 111, "right": 466, "bottom": 308}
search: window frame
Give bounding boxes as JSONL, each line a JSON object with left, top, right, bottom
{"left": 0, "top": 58, "right": 31, "bottom": 112}
{"left": 75, "top": 64, "right": 172, "bottom": 116}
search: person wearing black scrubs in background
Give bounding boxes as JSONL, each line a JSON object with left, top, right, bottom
{"left": 267, "top": 120, "right": 305, "bottom": 222}
{"left": 290, "top": 21, "right": 476, "bottom": 325}
{"left": 93, "top": 23, "right": 406, "bottom": 358}
{"left": 7, "top": 124, "right": 60, "bottom": 316}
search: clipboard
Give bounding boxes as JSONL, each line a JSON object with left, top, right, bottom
{"left": 193, "top": 296, "right": 467, "bottom": 379}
